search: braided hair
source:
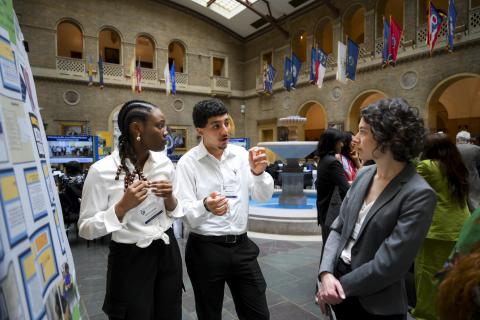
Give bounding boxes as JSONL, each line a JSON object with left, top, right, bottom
{"left": 114, "top": 100, "right": 158, "bottom": 191}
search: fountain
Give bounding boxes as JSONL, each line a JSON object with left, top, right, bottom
{"left": 258, "top": 116, "right": 317, "bottom": 206}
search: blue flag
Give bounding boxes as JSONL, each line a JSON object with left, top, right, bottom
{"left": 346, "top": 38, "right": 359, "bottom": 81}
{"left": 291, "top": 53, "right": 302, "bottom": 89}
{"left": 382, "top": 16, "right": 390, "bottom": 66}
{"left": 170, "top": 61, "right": 176, "bottom": 95}
{"left": 264, "top": 64, "right": 276, "bottom": 94}
{"left": 447, "top": 0, "right": 457, "bottom": 51}
{"left": 98, "top": 55, "right": 104, "bottom": 89}
{"left": 283, "top": 57, "right": 292, "bottom": 91}
{"left": 309, "top": 47, "right": 317, "bottom": 83}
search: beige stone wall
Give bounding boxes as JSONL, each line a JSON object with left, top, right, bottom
{"left": 13, "top": 0, "right": 480, "bottom": 149}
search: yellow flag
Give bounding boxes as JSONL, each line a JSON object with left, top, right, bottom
{"left": 130, "top": 56, "right": 136, "bottom": 91}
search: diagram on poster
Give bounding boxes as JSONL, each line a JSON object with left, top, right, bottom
{"left": 29, "top": 113, "right": 45, "bottom": 158}
{"left": 23, "top": 167, "right": 48, "bottom": 221}
{"left": 0, "top": 168, "right": 27, "bottom": 247}
{"left": 41, "top": 160, "right": 56, "bottom": 205}
{"left": 52, "top": 206, "right": 66, "bottom": 254}
{"left": 31, "top": 224, "right": 59, "bottom": 294}
{"left": 0, "top": 96, "right": 35, "bottom": 164}
{"left": 19, "top": 247, "right": 46, "bottom": 320}
{"left": 0, "top": 35, "right": 21, "bottom": 94}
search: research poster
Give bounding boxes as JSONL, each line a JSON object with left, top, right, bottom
{"left": 0, "top": 6, "right": 82, "bottom": 320}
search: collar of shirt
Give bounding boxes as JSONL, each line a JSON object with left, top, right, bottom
{"left": 112, "top": 149, "right": 160, "bottom": 173}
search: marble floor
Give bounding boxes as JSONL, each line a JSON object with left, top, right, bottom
{"left": 70, "top": 232, "right": 328, "bottom": 320}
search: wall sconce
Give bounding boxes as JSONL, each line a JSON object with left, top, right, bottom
{"left": 240, "top": 104, "right": 246, "bottom": 114}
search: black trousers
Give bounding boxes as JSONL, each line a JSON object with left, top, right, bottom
{"left": 102, "top": 228, "right": 182, "bottom": 320}
{"left": 185, "top": 233, "right": 269, "bottom": 320}
{"left": 331, "top": 259, "right": 406, "bottom": 320}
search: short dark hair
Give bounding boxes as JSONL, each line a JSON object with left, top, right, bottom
{"left": 316, "top": 128, "right": 343, "bottom": 159}
{"left": 192, "top": 99, "right": 228, "bottom": 128}
{"left": 361, "top": 98, "right": 425, "bottom": 162}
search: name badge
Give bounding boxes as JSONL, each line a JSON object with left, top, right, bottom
{"left": 135, "top": 196, "right": 165, "bottom": 225}
{"left": 223, "top": 184, "right": 238, "bottom": 198}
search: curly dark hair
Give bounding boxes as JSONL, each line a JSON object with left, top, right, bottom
{"left": 361, "top": 98, "right": 425, "bottom": 162}
{"left": 192, "top": 99, "right": 228, "bottom": 128}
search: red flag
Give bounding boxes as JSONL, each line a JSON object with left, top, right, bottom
{"left": 389, "top": 16, "right": 402, "bottom": 65}
{"left": 427, "top": 1, "right": 444, "bottom": 53}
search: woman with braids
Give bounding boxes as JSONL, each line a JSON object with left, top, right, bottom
{"left": 412, "top": 133, "right": 470, "bottom": 320}
{"left": 78, "top": 100, "right": 183, "bottom": 320}
{"left": 316, "top": 98, "right": 436, "bottom": 319}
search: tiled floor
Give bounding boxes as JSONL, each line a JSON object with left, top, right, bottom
{"left": 70, "top": 234, "right": 328, "bottom": 320}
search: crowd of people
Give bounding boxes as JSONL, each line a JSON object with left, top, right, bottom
{"left": 76, "top": 98, "right": 480, "bottom": 320}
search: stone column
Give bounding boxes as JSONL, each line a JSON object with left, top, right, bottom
{"left": 404, "top": 0, "right": 417, "bottom": 44}
{"left": 364, "top": 9, "right": 375, "bottom": 56}
{"left": 332, "top": 19, "right": 342, "bottom": 57}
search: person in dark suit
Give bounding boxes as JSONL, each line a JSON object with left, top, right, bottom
{"left": 315, "top": 128, "right": 350, "bottom": 245}
{"left": 317, "top": 98, "right": 437, "bottom": 319}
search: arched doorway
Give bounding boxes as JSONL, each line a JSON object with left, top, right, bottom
{"left": 426, "top": 74, "right": 480, "bottom": 141}
{"left": 297, "top": 101, "right": 328, "bottom": 141}
{"left": 347, "top": 91, "right": 387, "bottom": 132}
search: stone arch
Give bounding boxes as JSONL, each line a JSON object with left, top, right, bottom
{"left": 296, "top": 100, "right": 328, "bottom": 141}
{"left": 56, "top": 18, "right": 84, "bottom": 58}
{"left": 98, "top": 26, "right": 123, "bottom": 64}
{"left": 347, "top": 90, "right": 388, "bottom": 132}
{"left": 425, "top": 73, "right": 480, "bottom": 140}
{"left": 168, "top": 39, "right": 187, "bottom": 73}
{"left": 291, "top": 29, "right": 308, "bottom": 63}
{"left": 342, "top": 2, "right": 366, "bottom": 44}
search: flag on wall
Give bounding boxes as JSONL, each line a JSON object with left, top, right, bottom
{"left": 135, "top": 58, "right": 142, "bottom": 93}
{"left": 98, "top": 55, "right": 104, "bottom": 89}
{"left": 336, "top": 41, "right": 347, "bottom": 84}
{"left": 316, "top": 48, "right": 328, "bottom": 88}
{"left": 382, "top": 16, "right": 390, "bottom": 66}
{"left": 428, "top": 1, "right": 444, "bottom": 53}
{"left": 170, "top": 61, "right": 176, "bottom": 95}
{"left": 164, "top": 62, "right": 171, "bottom": 95}
{"left": 309, "top": 47, "right": 317, "bottom": 83}
{"left": 87, "top": 55, "right": 94, "bottom": 85}
{"left": 447, "top": 0, "right": 457, "bottom": 51}
{"left": 346, "top": 38, "right": 359, "bottom": 80}
{"left": 130, "top": 56, "right": 136, "bottom": 91}
{"left": 283, "top": 57, "right": 292, "bottom": 91}
{"left": 389, "top": 16, "right": 402, "bottom": 65}
{"left": 291, "top": 53, "right": 301, "bottom": 89}
{"left": 263, "top": 63, "right": 276, "bottom": 94}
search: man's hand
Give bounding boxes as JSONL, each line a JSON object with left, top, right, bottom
{"left": 249, "top": 147, "right": 268, "bottom": 175}
{"left": 204, "top": 192, "right": 229, "bottom": 216}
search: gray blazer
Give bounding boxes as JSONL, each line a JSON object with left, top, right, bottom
{"left": 319, "top": 163, "right": 436, "bottom": 315}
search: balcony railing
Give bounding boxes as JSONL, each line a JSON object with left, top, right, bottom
{"left": 141, "top": 68, "right": 157, "bottom": 81}
{"left": 470, "top": 6, "right": 480, "bottom": 33}
{"left": 103, "top": 62, "right": 124, "bottom": 79}
{"left": 211, "top": 76, "right": 231, "bottom": 95}
{"left": 56, "top": 56, "right": 85, "bottom": 76}
{"left": 175, "top": 72, "right": 188, "bottom": 87}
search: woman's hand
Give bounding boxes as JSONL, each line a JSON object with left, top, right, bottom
{"left": 115, "top": 180, "right": 149, "bottom": 221}
{"left": 317, "top": 272, "right": 345, "bottom": 313}
{"left": 149, "top": 180, "right": 177, "bottom": 211}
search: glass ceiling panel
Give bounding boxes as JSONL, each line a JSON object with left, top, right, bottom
{"left": 190, "top": 0, "right": 258, "bottom": 19}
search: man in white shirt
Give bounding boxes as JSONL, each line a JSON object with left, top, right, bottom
{"left": 175, "top": 99, "right": 273, "bottom": 320}
{"left": 456, "top": 130, "right": 480, "bottom": 211}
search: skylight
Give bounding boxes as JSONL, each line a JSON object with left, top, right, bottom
{"left": 190, "top": 0, "right": 258, "bottom": 19}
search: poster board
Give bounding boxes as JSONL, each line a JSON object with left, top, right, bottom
{"left": 0, "top": 4, "right": 83, "bottom": 319}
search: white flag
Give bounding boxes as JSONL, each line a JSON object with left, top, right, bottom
{"left": 164, "top": 63, "right": 171, "bottom": 96}
{"left": 336, "top": 41, "right": 347, "bottom": 84}
{"left": 130, "top": 56, "right": 136, "bottom": 91}
{"left": 316, "top": 61, "right": 326, "bottom": 88}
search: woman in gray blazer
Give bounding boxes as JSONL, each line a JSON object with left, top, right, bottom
{"left": 316, "top": 98, "right": 437, "bottom": 319}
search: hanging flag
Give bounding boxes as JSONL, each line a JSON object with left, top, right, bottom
{"left": 428, "top": 1, "right": 444, "bottom": 53}
{"left": 135, "top": 58, "right": 142, "bottom": 93}
{"left": 283, "top": 57, "right": 292, "bottom": 92}
{"left": 346, "top": 38, "right": 359, "bottom": 80}
{"left": 336, "top": 41, "right": 347, "bottom": 84}
{"left": 447, "top": 0, "right": 457, "bottom": 51}
{"left": 309, "top": 47, "right": 317, "bottom": 83}
{"left": 98, "top": 55, "right": 104, "bottom": 89}
{"left": 382, "top": 16, "right": 390, "bottom": 67}
{"left": 316, "top": 49, "right": 328, "bottom": 88}
{"left": 164, "top": 62, "right": 171, "bottom": 96}
{"left": 264, "top": 63, "right": 276, "bottom": 94}
{"left": 170, "top": 61, "right": 176, "bottom": 95}
{"left": 291, "top": 53, "right": 302, "bottom": 89}
{"left": 130, "top": 56, "right": 136, "bottom": 91}
{"left": 87, "top": 55, "right": 94, "bottom": 86}
{"left": 389, "top": 16, "right": 402, "bottom": 65}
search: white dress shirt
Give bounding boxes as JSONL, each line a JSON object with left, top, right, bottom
{"left": 78, "top": 150, "right": 183, "bottom": 247}
{"left": 175, "top": 142, "right": 274, "bottom": 235}
{"left": 340, "top": 200, "right": 375, "bottom": 264}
